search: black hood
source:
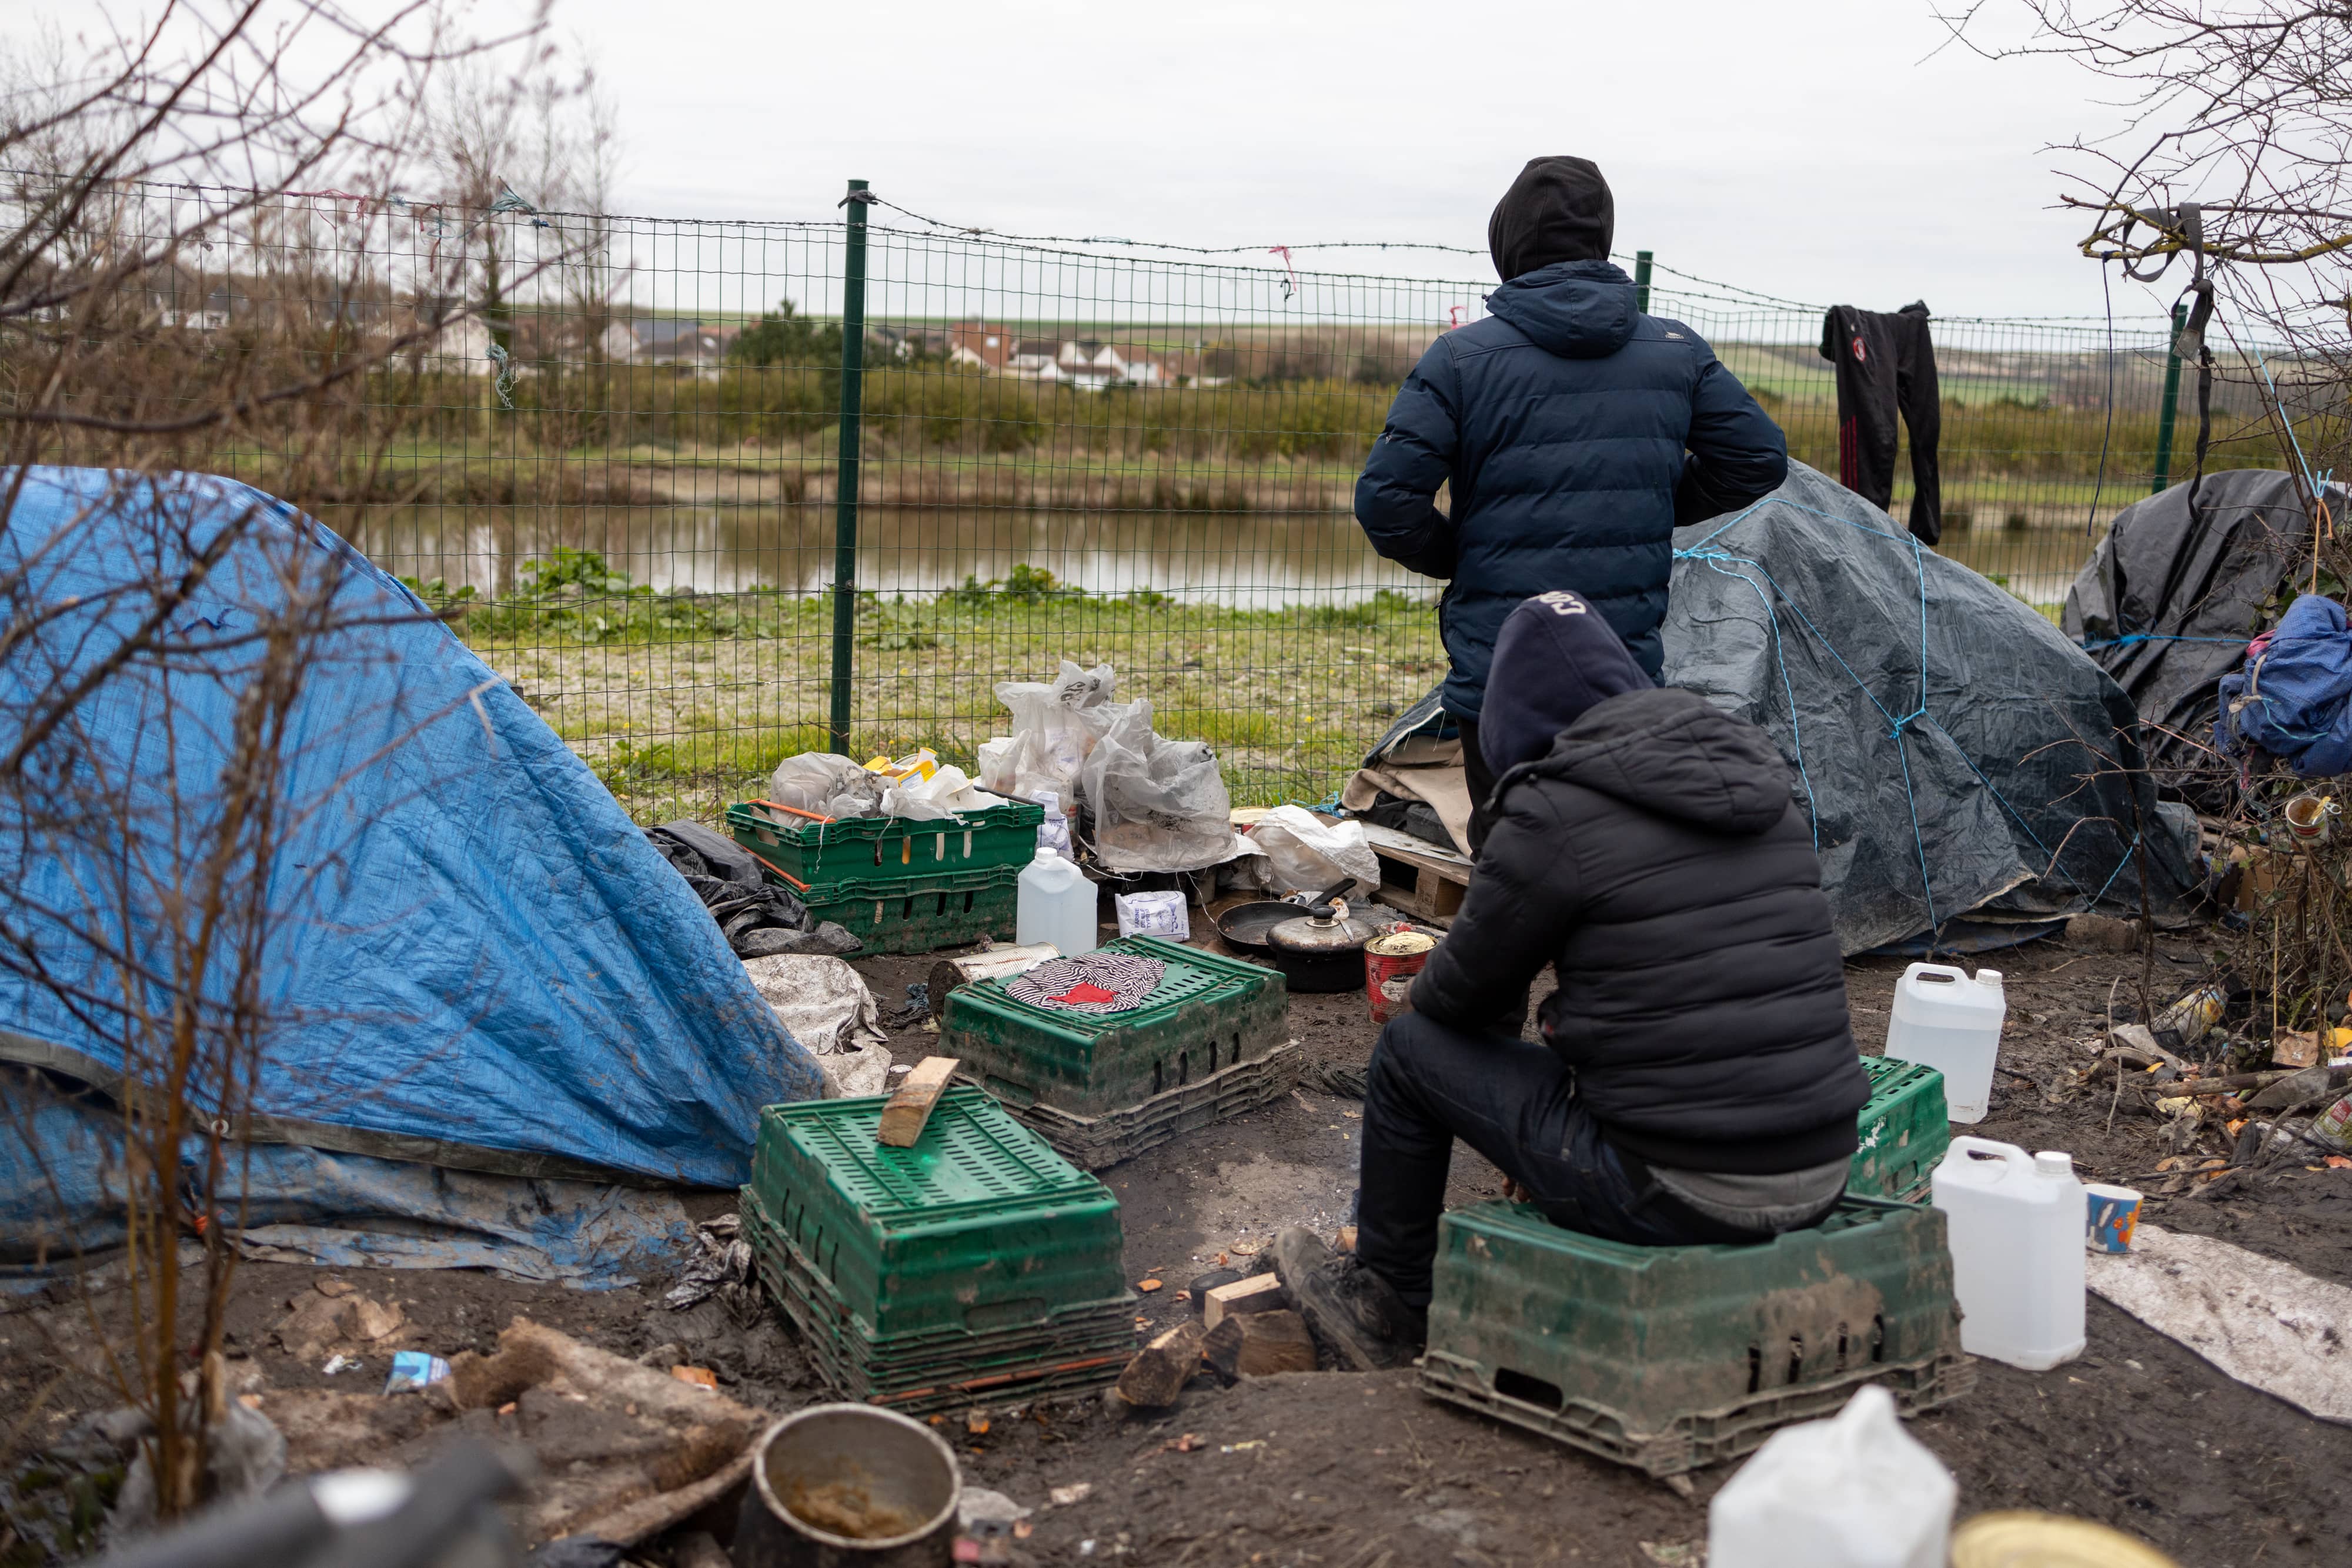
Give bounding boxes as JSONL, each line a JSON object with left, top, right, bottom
{"left": 1479, "top": 590, "right": 1655, "bottom": 776}
{"left": 1488, "top": 156, "right": 1615, "bottom": 280}
{"left": 1520, "top": 686, "right": 1793, "bottom": 835}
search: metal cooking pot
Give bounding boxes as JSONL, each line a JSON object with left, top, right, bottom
{"left": 1213, "top": 881, "right": 1369, "bottom": 992}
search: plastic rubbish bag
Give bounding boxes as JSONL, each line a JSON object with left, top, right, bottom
{"left": 881, "top": 763, "right": 991, "bottom": 822}
{"left": 740, "top": 954, "right": 888, "bottom": 1104}
{"left": 1245, "top": 804, "right": 1381, "bottom": 897}
{"left": 984, "top": 662, "right": 1121, "bottom": 813}
{"left": 1080, "top": 699, "right": 1236, "bottom": 872}
{"left": 1116, "top": 890, "right": 1191, "bottom": 940}
{"left": 767, "top": 752, "right": 884, "bottom": 819}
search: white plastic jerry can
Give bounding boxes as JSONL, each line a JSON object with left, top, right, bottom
{"left": 1015, "top": 845, "right": 1097, "bottom": 958}
{"left": 1885, "top": 962, "right": 2006, "bottom": 1123}
{"left": 1706, "top": 1384, "right": 1955, "bottom": 1568}
{"left": 1930, "top": 1136, "right": 2086, "bottom": 1371}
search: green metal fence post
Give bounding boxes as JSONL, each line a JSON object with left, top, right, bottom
{"left": 1633, "top": 250, "right": 1653, "bottom": 315}
{"left": 2151, "top": 299, "right": 2187, "bottom": 494}
{"left": 828, "top": 178, "right": 870, "bottom": 757}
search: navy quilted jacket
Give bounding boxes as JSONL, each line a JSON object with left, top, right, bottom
{"left": 1354, "top": 259, "right": 1787, "bottom": 717}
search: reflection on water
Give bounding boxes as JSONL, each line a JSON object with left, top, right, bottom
{"left": 325, "top": 503, "right": 2097, "bottom": 610}
{"left": 328, "top": 504, "right": 1433, "bottom": 607}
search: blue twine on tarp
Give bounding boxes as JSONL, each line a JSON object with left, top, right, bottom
{"left": 1673, "top": 497, "right": 2145, "bottom": 932}
{"left": 2078, "top": 633, "right": 2247, "bottom": 651}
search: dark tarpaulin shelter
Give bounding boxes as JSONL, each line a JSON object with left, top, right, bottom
{"left": 1663, "top": 463, "right": 2199, "bottom": 954}
{"left": 2064, "top": 470, "right": 2341, "bottom": 809}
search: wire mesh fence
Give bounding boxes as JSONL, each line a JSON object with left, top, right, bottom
{"left": 11, "top": 176, "right": 2309, "bottom": 822}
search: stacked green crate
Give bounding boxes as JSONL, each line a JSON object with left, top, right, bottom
{"left": 740, "top": 1086, "right": 1136, "bottom": 1412}
{"left": 727, "top": 797, "right": 1043, "bottom": 955}
{"left": 940, "top": 935, "right": 1295, "bottom": 1166}
{"left": 1850, "top": 1056, "right": 1950, "bottom": 1202}
{"left": 1419, "top": 1195, "right": 1969, "bottom": 1476}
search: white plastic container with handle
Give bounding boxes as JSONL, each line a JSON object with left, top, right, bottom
{"left": 1885, "top": 962, "right": 2006, "bottom": 1122}
{"left": 1015, "top": 846, "right": 1097, "bottom": 958}
{"left": 1706, "top": 1384, "right": 1955, "bottom": 1568}
{"left": 1930, "top": 1136, "right": 2085, "bottom": 1370}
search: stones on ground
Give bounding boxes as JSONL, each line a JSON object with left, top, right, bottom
{"left": 1201, "top": 1272, "right": 1288, "bottom": 1330}
{"left": 877, "top": 1055, "right": 959, "bottom": 1146}
{"left": 1114, "top": 1320, "right": 1205, "bottom": 1409}
{"left": 2067, "top": 914, "right": 2143, "bottom": 951}
{"left": 1202, "top": 1309, "right": 1318, "bottom": 1380}
{"left": 272, "top": 1280, "right": 406, "bottom": 1360}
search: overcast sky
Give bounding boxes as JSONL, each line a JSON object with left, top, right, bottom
{"left": 7, "top": 0, "right": 2181, "bottom": 321}
{"left": 532, "top": 0, "right": 2170, "bottom": 322}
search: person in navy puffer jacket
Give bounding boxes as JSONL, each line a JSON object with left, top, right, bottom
{"left": 1355, "top": 155, "right": 1789, "bottom": 848}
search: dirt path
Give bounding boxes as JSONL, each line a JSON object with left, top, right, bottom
{"left": 9, "top": 928, "right": 2351, "bottom": 1566}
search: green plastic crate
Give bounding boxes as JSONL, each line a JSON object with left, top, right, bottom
{"left": 744, "top": 1085, "right": 1130, "bottom": 1342}
{"left": 1850, "top": 1055, "right": 1950, "bottom": 1202}
{"left": 940, "top": 935, "right": 1288, "bottom": 1115}
{"left": 787, "top": 864, "right": 1022, "bottom": 955}
{"left": 1419, "top": 1196, "right": 1969, "bottom": 1476}
{"left": 741, "top": 1186, "right": 1135, "bottom": 1412}
{"left": 727, "top": 796, "right": 1042, "bottom": 885}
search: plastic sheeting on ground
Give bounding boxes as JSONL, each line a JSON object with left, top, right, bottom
{"left": 2090, "top": 1224, "right": 2352, "bottom": 1426}
{"left": 2064, "top": 470, "right": 2341, "bottom": 808}
{"left": 0, "top": 468, "right": 825, "bottom": 1282}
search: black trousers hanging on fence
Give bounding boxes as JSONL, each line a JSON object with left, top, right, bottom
{"left": 1819, "top": 302, "right": 1942, "bottom": 545}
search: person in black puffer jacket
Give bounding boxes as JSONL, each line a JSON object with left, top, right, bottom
{"left": 1354, "top": 155, "right": 1788, "bottom": 850}
{"left": 1275, "top": 591, "right": 1870, "bottom": 1370}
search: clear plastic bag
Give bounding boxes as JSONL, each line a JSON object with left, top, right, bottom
{"left": 767, "top": 752, "right": 886, "bottom": 818}
{"left": 1080, "top": 699, "right": 1236, "bottom": 872}
{"left": 880, "top": 764, "right": 990, "bottom": 821}
{"left": 986, "top": 661, "right": 1121, "bottom": 813}
{"left": 1244, "top": 804, "right": 1382, "bottom": 897}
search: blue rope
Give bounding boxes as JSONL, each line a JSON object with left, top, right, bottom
{"left": 2078, "top": 633, "right": 2247, "bottom": 651}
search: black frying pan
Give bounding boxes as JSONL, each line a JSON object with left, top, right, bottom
{"left": 1212, "top": 882, "right": 1364, "bottom": 992}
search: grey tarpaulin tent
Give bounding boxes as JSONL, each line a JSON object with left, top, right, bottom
{"left": 1664, "top": 462, "right": 2198, "bottom": 952}
{"left": 1361, "top": 463, "right": 2197, "bottom": 952}
{"left": 2063, "top": 469, "right": 2341, "bottom": 810}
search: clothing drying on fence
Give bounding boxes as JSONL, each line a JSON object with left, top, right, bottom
{"left": 2215, "top": 593, "right": 2352, "bottom": 778}
{"left": 1819, "top": 302, "right": 1943, "bottom": 545}
{"left": 2066, "top": 470, "right": 2337, "bottom": 810}
{"left": 1354, "top": 156, "right": 1788, "bottom": 848}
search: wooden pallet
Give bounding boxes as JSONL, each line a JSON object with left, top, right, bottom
{"left": 1358, "top": 821, "right": 1472, "bottom": 924}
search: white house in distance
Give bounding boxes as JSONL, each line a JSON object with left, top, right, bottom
{"left": 947, "top": 321, "right": 1168, "bottom": 389}
{"left": 599, "top": 317, "right": 739, "bottom": 367}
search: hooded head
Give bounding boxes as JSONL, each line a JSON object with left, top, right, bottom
{"left": 1488, "top": 157, "right": 1615, "bottom": 282}
{"left": 1478, "top": 590, "right": 1655, "bottom": 777}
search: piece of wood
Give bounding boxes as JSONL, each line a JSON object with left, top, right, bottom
{"left": 1202, "top": 1310, "right": 1317, "bottom": 1379}
{"left": 1114, "top": 1320, "right": 1205, "bottom": 1408}
{"left": 927, "top": 944, "right": 1059, "bottom": 1008}
{"left": 877, "top": 1056, "right": 960, "bottom": 1146}
{"left": 1357, "top": 821, "right": 1472, "bottom": 875}
{"left": 1201, "top": 1272, "right": 1288, "bottom": 1331}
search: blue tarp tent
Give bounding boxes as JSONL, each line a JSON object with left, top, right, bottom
{"left": 0, "top": 469, "right": 823, "bottom": 1283}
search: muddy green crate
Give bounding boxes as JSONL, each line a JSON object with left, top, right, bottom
{"left": 744, "top": 1085, "right": 1130, "bottom": 1343}
{"left": 790, "top": 865, "right": 1023, "bottom": 955}
{"left": 940, "top": 935, "right": 1288, "bottom": 1116}
{"left": 741, "top": 1185, "right": 1135, "bottom": 1412}
{"left": 727, "top": 797, "right": 1043, "bottom": 885}
{"left": 1419, "top": 1195, "right": 1969, "bottom": 1476}
{"left": 1850, "top": 1055, "right": 1950, "bottom": 1202}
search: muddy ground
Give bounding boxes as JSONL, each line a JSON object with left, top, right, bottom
{"left": 9, "top": 924, "right": 2352, "bottom": 1566}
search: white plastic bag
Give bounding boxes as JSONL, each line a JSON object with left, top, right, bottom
{"left": 739, "top": 954, "right": 890, "bottom": 1102}
{"left": 1115, "top": 890, "right": 1191, "bottom": 941}
{"left": 1245, "top": 804, "right": 1382, "bottom": 897}
{"left": 988, "top": 662, "right": 1121, "bottom": 813}
{"left": 880, "top": 764, "right": 990, "bottom": 822}
{"left": 767, "top": 752, "right": 885, "bottom": 819}
{"left": 1080, "top": 698, "right": 1236, "bottom": 872}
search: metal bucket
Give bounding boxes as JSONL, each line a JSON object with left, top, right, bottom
{"left": 732, "top": 1405, "right": 962, "bottom": 1568}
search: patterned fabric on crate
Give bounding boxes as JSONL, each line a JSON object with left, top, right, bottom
{"left": 1008, "top": 952, "right": 1167, "bottom": 1014}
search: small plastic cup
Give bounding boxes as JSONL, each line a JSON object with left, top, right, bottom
{"left": 2084, "top": 1183, "right": 2143, "bottom": 1253}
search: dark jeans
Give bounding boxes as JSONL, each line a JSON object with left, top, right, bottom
{"left": 1457, "top": 714, "right": 1495, "bottom": 855}
{"left": 1355, "top": 1009, "right": 1769, "bottom": 1308}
